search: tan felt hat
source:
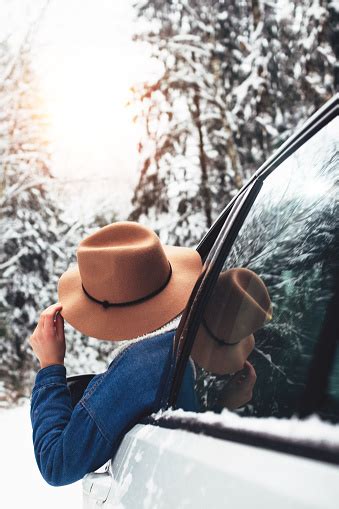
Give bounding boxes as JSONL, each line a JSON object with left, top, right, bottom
{"left": 58, "top": 221, "right": 202, "bottom": 340}
{"left": 191, "top": 268, "right": 272, "bottom": 375}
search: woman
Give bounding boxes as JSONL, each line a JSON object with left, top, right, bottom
{"left": 29, "top": 221, "right": 268, "bottom": 486}
{"left": 29, "top": 221, "right": 202, "bottom": 486}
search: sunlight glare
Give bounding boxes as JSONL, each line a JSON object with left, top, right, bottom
{"left": 33, "top": 0, "right": 163, "bottom": 184}
{"left": 42, "top": 48, "right": 139, "bottom": 158}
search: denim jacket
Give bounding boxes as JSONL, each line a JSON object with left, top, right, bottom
{"left": 30, "top": 329, "right": 178, "bottom": 487}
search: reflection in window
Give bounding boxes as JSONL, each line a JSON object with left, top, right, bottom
{"left": 190, "top": 268, "right": 271, "bottom": 410}
{"left": 177, "top": 117, "right": 339, "bottom": 422}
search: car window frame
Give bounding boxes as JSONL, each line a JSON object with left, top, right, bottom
{"left": 171, "top": 179, "right": 263, "bottom": 403}
{"left": 197, "top": 94, "right": 339, "bottom": 260}
{"left": 173, "top": 94, "right": 339, "bottom": 407}
{"left": 173, "top": 94, "right": 339, "bottom": 409}
{"left": 143, "top": 94, "right": 339, "bottom": 466}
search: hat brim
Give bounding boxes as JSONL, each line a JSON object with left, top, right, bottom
{"left": 58, "top": 245, "right": 202, "bottom": 340}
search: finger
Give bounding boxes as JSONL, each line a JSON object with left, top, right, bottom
{"left": 55, "top": 313, "right": 65, "bottom": 340}
{"left": 245, "top": 361, "right": 257, "bottom": 380}
{"left": 44, "top": 302, "right": 63, "bottom": 311}
{"left": 41, "top": 303, "right": 63, "bottom": 318}
{"left": 241, "top": 373, "right": 256, "bottom": 391}
{"left": 41, "top": 304, "right": 63, "bottom": 329}
{"left": 44, "top": 312, "right": 59, "bottom": 334}
{"left": 230, "top": 370, "right": 245, "bottom": 385}
{"left": 43, "top": 307, "right": 62, "bottom": 332}
{"left": 231, "top": 363, "right": 252, "bottom": 385}
{"left": 37, "top": 313, "right": 45, "bottom": 330}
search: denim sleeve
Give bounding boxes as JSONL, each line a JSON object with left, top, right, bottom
{"left": 30, "top": 330, "right": 175, "bottom": 487}
{"left": 30, "top": 365, "right": 114, "bottom": 487}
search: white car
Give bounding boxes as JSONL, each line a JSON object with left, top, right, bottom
{"left": 71, "top": 94, "right": 339, "bottom": 508}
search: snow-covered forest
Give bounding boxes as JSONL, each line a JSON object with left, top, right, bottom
{"left": 130, "top": 0, "right": 339, "bottom": 244}
{"left": 0, "top": 13, "right": 120, "bottom": 405}
{"left": 0, "top": 0, "right": 338, "bottom": 407}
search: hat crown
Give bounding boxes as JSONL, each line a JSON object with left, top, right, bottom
{"left": 204, "top": 268, "right": 272, "bottom": 343}
{"left": 77, "top": 222, "right": 170, "bottom": 304}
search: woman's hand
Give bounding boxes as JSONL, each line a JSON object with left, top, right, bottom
{"left": 29, "top": 303, "right": 66, "bottom": 369}
{"left": 219, "top": 361, "right": 257, "bottom": 411}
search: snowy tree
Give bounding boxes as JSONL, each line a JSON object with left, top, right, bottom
{"left": 0, "top": 37, "right": 63, "bottom": 403}
{"left": 0, "top": 37, "right": 118, "bottom": 406}
{"left": 130, "top": 0, "right": 338, "bottom": 245}
{"left": 130, "top": 0, "right": 232, "bottom": 245}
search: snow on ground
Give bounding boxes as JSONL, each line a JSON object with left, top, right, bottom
{"left": 0, "top": 401, "right": 82, "bottom": 509}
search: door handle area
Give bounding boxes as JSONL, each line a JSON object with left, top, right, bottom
{"left": 83, "top": 471, "right": 113, "bottom": 504}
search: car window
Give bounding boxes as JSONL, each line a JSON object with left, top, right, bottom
{"left": 322, "top": 343, "right": 339, "bottom": 422}
{"left": 176, "top": 116, "right": 339, "bottom": 422}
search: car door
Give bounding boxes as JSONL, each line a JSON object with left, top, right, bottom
{"left": 82, "top": 95, "right": 339, "bottom": 509}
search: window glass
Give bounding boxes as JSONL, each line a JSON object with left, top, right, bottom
{"left": 177, "top": 117, "right": 339, "bottom": 422}
{"left": 322, "top": 344, "right": 339, "bottom": 422}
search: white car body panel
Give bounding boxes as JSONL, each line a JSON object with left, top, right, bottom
{"left": 83, "top": 423, "right": 339, "bottom": 508}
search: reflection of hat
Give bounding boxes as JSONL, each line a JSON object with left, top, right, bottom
{"left": 191, "top": 268, "right": 272, "bottom": 375}
{"left": 58, "top": 221, "right": 202, "bottom": 341}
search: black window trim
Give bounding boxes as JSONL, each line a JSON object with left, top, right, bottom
{"left": 143, "top": 94, "right": 339, "bottom": 465}
{"left": 169, "top": 179, "right": 264, "bottom": 406}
